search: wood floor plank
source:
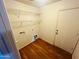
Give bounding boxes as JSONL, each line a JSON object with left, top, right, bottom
{"left": 19, "top": 38, "right": 72, "bottom": 59}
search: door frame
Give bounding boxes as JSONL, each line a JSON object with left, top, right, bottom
{"left": 0, "top": 0, "right": 21, "bottom": 59}
{"left": 54, "top": 7, "right": 79, "bottom": 54}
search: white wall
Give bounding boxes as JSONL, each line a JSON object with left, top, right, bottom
{"left": 39, "top": 1, "right": 62, "bottom": 44}
{"left": 4, "top": 0, "right": 40, "bottom": 49}
{"left": 39, "top": 0, "right": 79, "bottom": 44}
{"left": 39, "top": 0, "right": 79, "bottom": 58}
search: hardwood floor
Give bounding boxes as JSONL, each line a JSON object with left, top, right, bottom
{"left": 19, "top": 38, "right": 72, "bottom": 59}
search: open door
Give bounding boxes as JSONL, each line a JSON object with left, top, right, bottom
{"left": 0, "top": 0, "right": 21, "bottom": 59}
{"left": 55, "top": 8, "right": 79, "bottom": 54}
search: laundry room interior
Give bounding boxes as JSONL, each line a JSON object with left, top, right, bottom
{"left": 1, "top": 0, "right": 79, "bottom": 59}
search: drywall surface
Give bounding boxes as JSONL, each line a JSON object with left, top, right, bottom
{"left": 4, "top": 0, "right": 40, "bottom": 49}
{"left": 39, "top": 0, "right": 79, "bottom": 44}
{"left": 39, "top": 1, "right": 63, "bottom": 44}
{"left": 39, "top": 0, "right": 79, "bottom": 57}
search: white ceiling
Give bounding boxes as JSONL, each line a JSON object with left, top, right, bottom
{"left": 15, "top": 0, "right": 61, "bottom": 7}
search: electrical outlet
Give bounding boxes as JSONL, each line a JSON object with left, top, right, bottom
{"left": 32, "top": 35, "right": 38, "bottom": 41}
{"left": 34, "top": 35, "right": 37, "bottom": 39}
